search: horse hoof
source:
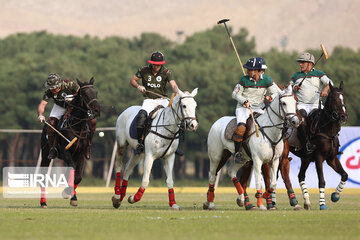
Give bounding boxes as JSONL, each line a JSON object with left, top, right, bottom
{"left": 112, "top": 196, "right": 121, "bottom": 209}
{"left": 258, "top": 205, "right": 267, "bottom": 211}
{"left": 320, "top": 204, "right": 328, "bottom": 210}
{"left": 70, "top": 195, "right": 78, "bottom": 207}
{"left": 293, "top": 204, "right": 302, "bottom": 211}
{"left": 268, "top": 206, "right": 277, "bottom": 211}
{"left": 236, "top": 197, "right": 244, "bottom": 207}
{"left": 203, "top": 202, "right": 215, "bottom": 210}
{"left": 40, "top": 202, "right": 47, "bottom": 208}
{"left": 70, "top": 200, "right": 78, "bottom": 207}
{"left": 331, "top": 192, "right": 340, "bottom": 202}
{"left": 245, "top": 203, "right": 257, "bottom": 211}
{"left": 171, "top": 204, "right": 181, "bottom": 210}
{"left": 304, "top": 203, "right": 311, "bottom": 210}
{"left": 128, "top": 195, "right": 135, "bottom": 204}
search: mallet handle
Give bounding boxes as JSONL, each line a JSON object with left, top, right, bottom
{"left": 44, "top": 121, "right": 71, "bottom": 143}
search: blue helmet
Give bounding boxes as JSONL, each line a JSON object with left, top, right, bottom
{"left": 257, "top": 57, "right": 267, "bottom": 70}
{"left": 243, "top": 57, "right": 262, "bottom": 70}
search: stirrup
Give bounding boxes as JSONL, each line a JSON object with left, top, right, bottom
{"left": 134, "top": 143, "right": 144, "bottom": 155}
{"left": 48, "top": 147, "right": 58, "bottom": 159}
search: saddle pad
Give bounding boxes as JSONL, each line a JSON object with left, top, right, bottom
{"left": 129, "top": 114, "right": 138, "bottom": 139}
{"left": 287, "top": 128, "right": 302, "bottom": 149}
{"left": 225, "top": 118, "right": 237, "bottom": 141}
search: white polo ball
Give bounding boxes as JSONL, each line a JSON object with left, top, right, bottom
{"left": 99, "top": 131, "right": 104, "bottom": 138}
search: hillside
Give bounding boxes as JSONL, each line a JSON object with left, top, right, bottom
{"left": 0, "top": 0, "right": 359, "bottom": 52}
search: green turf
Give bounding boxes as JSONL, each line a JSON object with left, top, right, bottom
{"left": 1, "top": 192, "right": 359, "bottom": 240}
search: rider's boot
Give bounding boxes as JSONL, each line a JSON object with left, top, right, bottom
{"left": 134, "top": 110, "right": 147, "bottom": 155}
{"left": 175, "top": 148, "right": 184, "bottom": 156}
{"left": 298, "top": 122, "right": 315, "bottom": 155}
{"left": 47, "top": 117, "right": 59, "bottom": 159}
{"left": 233, "top": 123, "right": 246, "bottom": 164}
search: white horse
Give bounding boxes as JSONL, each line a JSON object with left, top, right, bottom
{"left": 112, "top": 88, "right": 198, "bottom": 210}
{"left": 203, "top": 85, "right": 300, "bottom": 210}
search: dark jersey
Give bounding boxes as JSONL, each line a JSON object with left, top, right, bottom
{"left": 42, "top": 79, "right": 80, "bottom": 107}
{"left": 135, "top": 65, "right": 173, "bottom": 99}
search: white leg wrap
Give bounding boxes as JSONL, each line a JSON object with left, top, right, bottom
{"left": 319, "top": 188, "right": 326, "bottom": 206}
{"left": 300, "top": 181, "right": 310, "bottom": 200}
{"left": 272, "top": 191, "right": 276, "bottom": 203}
{"left": 336, "top": 181, "right": 346, "bottom": 194}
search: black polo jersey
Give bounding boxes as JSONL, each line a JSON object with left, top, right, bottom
{"left": 135, "top": 65, "right": 173, "bottom": 99}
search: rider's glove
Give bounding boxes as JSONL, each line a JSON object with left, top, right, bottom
{"left": 38, "top": 115, "right": 45, "bottom": 123}
{"left": 137, "top": 85, "right": 146, "bottom": 93}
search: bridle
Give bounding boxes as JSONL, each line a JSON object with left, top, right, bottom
{"left": 323, "top": 91, "right": 347, "bottom": 122}
{"left": 266, "top": 94, "right": 298, "bottom": 129}
{"left": 149, "top": 95, "right": 197, "bottom": 158}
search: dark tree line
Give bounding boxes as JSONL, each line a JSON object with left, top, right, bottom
{"left": 0, "top": 26, "right": 359, "bottom": 179}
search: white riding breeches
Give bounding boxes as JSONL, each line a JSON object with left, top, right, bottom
{"left": 141, "top": 98, "right": 169, "bottom": 114}
{"left": 298, "top": 103, "right": 321, "bottom": 115}
{"left": 235, "top": 107, "right": 264, "bottom": 124}
{"left": 49, "top": 104, "right": 66, "bottom": 120}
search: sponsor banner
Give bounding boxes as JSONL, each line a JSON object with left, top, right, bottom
{"left": 3, "top": 167, "right": 74, "bottom": 198}
{"left": 249, "top": 126, "right": 360, "bottom": 188}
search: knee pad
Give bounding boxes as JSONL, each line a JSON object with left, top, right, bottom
{"left": 233, "top": 123, "right": 246, "bottom": 142}
{"left": 136, "top": 110, "right": 148, "bottom": 128}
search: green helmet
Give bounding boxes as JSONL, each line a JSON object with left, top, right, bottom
{"left": 44, "top": 73, "right": 62, "bottom": 90}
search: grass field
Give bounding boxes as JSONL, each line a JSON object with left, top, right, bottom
{"left": 1, "top": 188, "right": 360, "bottom": 240}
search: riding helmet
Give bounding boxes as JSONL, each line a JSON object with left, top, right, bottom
{"left": 44, "top": 73, "right": 62, "bottom": 90}
{"left": 257, "top": 57, "right": 267, "bottom": 70}
{"left": 243, "top": 57, "right": 262, "bottom": 70}
{"left": 148, "top": 51, "right": 166, "bottom": 65}
{"left": 296, "top": 52, "right": 315, "bottom": 64}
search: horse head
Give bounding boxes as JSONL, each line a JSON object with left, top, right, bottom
{"left": 76, "top": 77, "right": 101, "bottom": 118}
{"left": 172, "top": 88, "right": 198, "bottom": 131}
{"left": 325, "top": 81, "right": 347, "bottom": 123}
{"left": 272, "top": 85, "right": 300, "bottom": 128}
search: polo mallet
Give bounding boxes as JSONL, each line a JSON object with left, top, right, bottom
{"left": 218, "top": 19, "right": 246, "bottom": 75}
{"left": 44, "top": 121, "right": 77, "bottom": 150}
{"left": 298, "top": 43, "right": 329, "bottom": 87}
{"left": 218, "top": 18, "right": 259, "bottom": 137}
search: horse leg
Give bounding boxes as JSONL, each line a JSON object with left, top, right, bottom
{"left": 203, "top": 150, "right": 229, "bottom": 210}
{"left": 279, "top": 150, "right": 301, "bottom": 210}
{"left": 163, "top": 154, "right": 180, "bottom": 210}
{"left": 39, "top": 149, "right": 51, "bottom": 208}
{"left": 239, "top": 161, "right": 256, "bottom": 210}
{"left": 326, "top": 156, "right": 348, "bottom": 202}
{"left": 112, "top": 145, "right": 131, "bottom": 208}
{"left": 253, "top": 158, "right": 266, "bottom": 210}
{"left": 314, "top": 155, "right": 328, "bottom": 210}
{"left": 261, "top": 163, "right": 275, "bottom": 210}
{"left": 298, "top": 158, "right": 311, "bottom": 210}
{"left": 128, "top": 153, "right": 154, "bottom": 204}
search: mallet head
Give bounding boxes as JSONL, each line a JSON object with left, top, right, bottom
{"left": 217, "top": 19, "right": 230, "bottom": 24}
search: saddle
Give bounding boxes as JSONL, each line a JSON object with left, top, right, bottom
{"left": 129, "top": 105, "right": 165, "bottom": 139}
{"left": 224, "top": 114, "right": 259, "bottom": 141}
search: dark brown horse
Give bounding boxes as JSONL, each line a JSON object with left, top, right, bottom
{"left": 255, "top": 81, "right": 348, "bottom": 210}
{"left": 40, "top": 78, "right": 100, "bottom": 208}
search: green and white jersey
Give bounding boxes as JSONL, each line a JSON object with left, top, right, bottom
{"left": 232, "top": 74, "right": 281, "bottom": 109}
{"left": 43, "top": 79, "right": 80, "bottom": 108}
{"left": 136, "top": 65, "right": 173, "bottom": 99}
{"left": 290, "top": 68, "right": 332, "bottom": 104}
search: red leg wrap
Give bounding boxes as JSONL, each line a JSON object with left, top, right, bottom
{"left": 134, "top": 187, "right": 145, "bottom": 202}
{"left": 168, "top": 188, "right": 176, "bottom": 207}
{"left": 232, "top": 177, "right": 244, "bottom": 195}
{"left": 207, "top": 184, "right": 215, "bottom": 202}
{"left": 120, "top": 179, "right": 128, "bottom": 201}
{"left": 114, "top": 172, "right": 121, "bottom": 195}
{"left": 263, "top": 188, "right": 273, "bottom": 199}
{"left": 40, "top": 187, "right": 46, "bottom": 204}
